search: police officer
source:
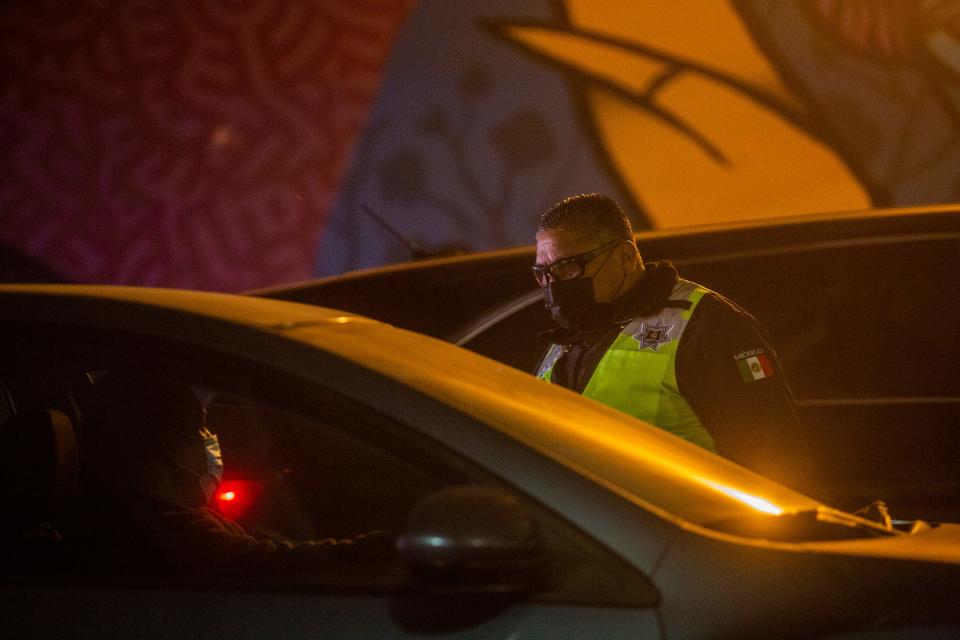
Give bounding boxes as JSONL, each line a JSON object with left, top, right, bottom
{"left": 534, "top": 193, "right": 812, "bottom": 491}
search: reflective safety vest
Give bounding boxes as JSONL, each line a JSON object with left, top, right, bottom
{"left": 537, "top": 280, "right": 716, "bottom": 452}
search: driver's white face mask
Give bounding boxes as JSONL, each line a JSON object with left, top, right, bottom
{"left": 198, "top": 426, "right": 224, "bottom": 503}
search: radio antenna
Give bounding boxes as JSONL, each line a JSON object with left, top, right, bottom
{"left": 360, "top": 203, "right": 427, "bottom": 259}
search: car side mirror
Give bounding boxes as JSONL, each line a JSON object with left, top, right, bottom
{"left": 397, "top": 485, "right": 549, "bottom": 594}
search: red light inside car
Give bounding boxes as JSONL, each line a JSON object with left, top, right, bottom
{"left": 213, "top": 480, "right": 262, "bottom": 520}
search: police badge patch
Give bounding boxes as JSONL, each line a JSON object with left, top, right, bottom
{"left": 633, "top": 318, "right": 673, "bottom": 351}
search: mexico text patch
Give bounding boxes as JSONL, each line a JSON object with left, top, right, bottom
{"left": 734, "top": 349, "right": 774, "bottom": 383}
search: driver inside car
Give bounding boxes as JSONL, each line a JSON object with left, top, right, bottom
{"left": 62, "top": 371, "right": 395, "bottom": 577}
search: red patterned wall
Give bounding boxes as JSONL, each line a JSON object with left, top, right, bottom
{"left": 0, "top": 0, "right": 413, "bottom": 290}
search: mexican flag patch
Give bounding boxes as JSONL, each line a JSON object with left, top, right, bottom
{"left": 735, "top": 352, "right": 774, "bottom": 383}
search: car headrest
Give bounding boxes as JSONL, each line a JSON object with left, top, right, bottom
{"left": 0, "top": 408, "right": 79, "bottom": 522}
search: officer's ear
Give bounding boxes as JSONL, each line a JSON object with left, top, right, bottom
{"left": 618, "top": 241, "right": 640, "bottom": 272}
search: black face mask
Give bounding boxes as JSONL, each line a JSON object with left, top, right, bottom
{"left": 545, "top": 276, "right": 614, "bottom": 331}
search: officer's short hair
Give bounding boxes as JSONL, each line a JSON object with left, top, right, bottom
{"left": 536, "top": 193, "right": 633, "bottom": 241}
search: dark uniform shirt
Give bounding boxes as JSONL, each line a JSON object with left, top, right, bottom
{"left": 539, "top": 261, "right": 814, "bottom": 493}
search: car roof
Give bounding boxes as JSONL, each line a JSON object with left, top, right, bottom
{"left": 255, "top": 204, "right": 960, "bottom": 286}
{"left": 248, "top": 204, "right": 960, "bottom": 338}
{"left": 0, "top": 284, "right": 820, "bottom": 526}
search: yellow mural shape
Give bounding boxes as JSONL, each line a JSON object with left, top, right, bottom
{"left": 497, "top": 1, "right": 870, "bottom": 227}
{"left": 564, "top": 0, "right": 802, "bottom": 110}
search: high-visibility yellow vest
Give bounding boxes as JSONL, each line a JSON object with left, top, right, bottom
{"left": 538, "top": 280, "right": 715, "bottom": 451}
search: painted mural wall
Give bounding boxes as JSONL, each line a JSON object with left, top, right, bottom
{"left": 2, "top": 1, "right": 959, "bottom": 289}
{"left": 0, "top": 0, "right": 413, "bottom": 290}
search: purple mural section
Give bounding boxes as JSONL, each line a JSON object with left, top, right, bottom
{"left": 316, "top": 0, "right": 634, "bottom": 275}
{"left": 0, "top": 0, "right": 412, "bottom": 291}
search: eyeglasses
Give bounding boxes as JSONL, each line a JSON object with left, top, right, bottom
{"left": 531, "top": 238, "right": 624, "bottom": 286}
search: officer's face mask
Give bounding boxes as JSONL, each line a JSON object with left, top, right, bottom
{"left": 542, "top": 242, "right": 624, "bottom": 331}
{"left": 545, "top": 276, "right": 610, "bottom": 330}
